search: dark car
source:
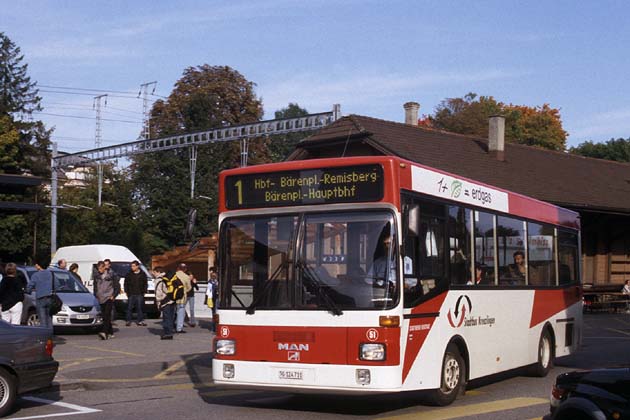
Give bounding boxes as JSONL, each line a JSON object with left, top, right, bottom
{"left": 0, "top": 321, "right": 59, "bottom": 416}
{"left": 550, "top": 368, "right": 630, "bottom": 420}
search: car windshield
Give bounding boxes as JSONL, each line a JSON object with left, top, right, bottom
{"left": 220, "top": 210, "right": 398, "bottom": 311}
{"left": 54, "top": 271, "right": 89, "bottom": 293}
{"left": 108, "top": 262, "right": 152, "bottom": 279}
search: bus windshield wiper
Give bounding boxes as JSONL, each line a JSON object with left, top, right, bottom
{"left": 246, "top": 260, "right": 288, "bottom": 315}
{"left": 297, "top": 260, "right": 343, "bottom": 316}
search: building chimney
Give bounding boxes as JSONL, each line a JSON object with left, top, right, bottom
{"left": 488, "top": 115, "right": 505, "bottom": 161}
{"left": 404, "top": 102, "right": 420, "bottom": 126}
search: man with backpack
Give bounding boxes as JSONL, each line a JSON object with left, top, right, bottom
{"left": 153, "top": 266, "right": 176, "bottom": 340}
{"left": 174, "top": 263, "right": 192, "bottom": 334}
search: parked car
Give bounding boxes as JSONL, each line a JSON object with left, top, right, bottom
{"left": 0, "top": 320, "right": 59, "bottom": 416}
{"left": 52, "top": 244, "right": 159, "bottom": 318}
{"left": 550, "top": 368, "right": 630, "bottom": 420}
{"left": 26, "top": 268, "right": 103, "bottom": 331}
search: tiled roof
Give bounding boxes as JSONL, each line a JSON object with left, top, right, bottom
{"left": 296, "top": 115, "right": 630, "bottom": 214}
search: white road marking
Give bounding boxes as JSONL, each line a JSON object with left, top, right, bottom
{"left": 8, "top": 396, "right": 101, "bottom": 420}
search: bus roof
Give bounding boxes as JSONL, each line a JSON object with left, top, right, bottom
{"left": 219, "top": 156, "right": 579, "bottom": 229}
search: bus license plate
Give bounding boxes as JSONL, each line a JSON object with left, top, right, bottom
{"left": 76, "top": 314, "right": 90, "bottom": 320}
{"left": 278, "top": 370, "right": 303, "bottom": 380}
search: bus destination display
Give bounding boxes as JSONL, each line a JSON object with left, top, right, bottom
{"left": 225, "top": 164, "right": 384, "bottom": 209}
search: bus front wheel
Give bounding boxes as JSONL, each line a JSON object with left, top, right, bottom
{"left": 426, "top": 344, "right": 466, "bottom": 406}
{"left": 529, "top": 329, "right": 554, "bottom": 377}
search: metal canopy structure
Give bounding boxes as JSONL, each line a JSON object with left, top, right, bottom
{"left": 53, "top": 107, "right": 340, "bottom": 167}
{"left": 50, "top": 104, "right": 341, "bottom": 254}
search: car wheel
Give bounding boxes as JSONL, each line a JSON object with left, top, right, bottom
{"left": 0, "top": 367, "right": 17, "bottom": 417}
{"left": 529, "top": 328, "right": 554, "bottom": 377}
{"left": 425, "top": 344, "right": 466, "bottom": 406}
{"left": 26, "top": 310, "right": 40, "bottom": 327}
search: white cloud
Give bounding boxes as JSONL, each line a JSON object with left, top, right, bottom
{"left": 260, "top": 69, "right": 524, "bottom": 113}
{"left": 569, "top": 108, "right": 630, "bottom": 141}
{"left": 27, "top": 38, "right": 131, "bottom": 60}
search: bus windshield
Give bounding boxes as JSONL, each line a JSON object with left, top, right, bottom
{"left": 220, "top": 211, "right": 399, "bottom": 311}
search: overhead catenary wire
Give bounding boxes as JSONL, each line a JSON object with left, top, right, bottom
{"left": 42, "top": 101, "right": 144, "bottom": 115}
{"left": 38, "top": 84, "right": 140, "bottom": 95}
{"left": 33, "top": 112, "right": 142, "bottom": 124}
{"left": 39, "top": 89, "right": 154, "bottom": 101}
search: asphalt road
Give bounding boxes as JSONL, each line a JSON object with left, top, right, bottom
{"left": 5, "top": 313, "right": 630, "bottom": 420}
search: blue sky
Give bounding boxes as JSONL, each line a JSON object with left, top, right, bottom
{"left": 2, "top": 0, "right": 629, "bottom": 154}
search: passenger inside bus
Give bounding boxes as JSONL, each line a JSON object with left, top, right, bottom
{"left": 467, "top": 263, "right": 486, "bottom": 285}
{"left": 506, "top": 251, "right": 526, "bottom": 284}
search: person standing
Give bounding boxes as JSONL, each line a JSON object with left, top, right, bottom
{"left": 0, "top": 263, "right": 26, "bottom": 324}
{"left": 622, "top": 279, "right": 630, "bottom": 313}
{"left": 207, "top": 270, "right": 219, "bottom": 332}
{"left": 103, "top": 259, "right": 120, "bottom": 326}
{"left": 28, "top": 269, "right": 54, "bottom": 329}
{"left": 56, "top": 259, "right": 68, "bottom": 270}
{"left": 175, "top": 264, "right": 192, "bottom": 333}
{"left": 94, "top": 261, "right": 120, "bottom": 340}
{"left": 153, "top": 267, "right": 175, "bottom": 340}
{"left": 185, "top": 269, "right": 199, "bottom": 327}
{"left": 124, "top": 260, "right": 148, "bottom": 326}
{"left": 69, "top": 263, "right": 82, "bottom": 282}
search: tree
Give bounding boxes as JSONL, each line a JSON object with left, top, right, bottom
{"left": 132, "top": 65, "right": 264, "bottom": 249}
{"left": 423, "top": 93, "right": 568, "bottom": 151}
{"left": 0, "top": 32, "right": 42, "bottom": 117}
{"left": 267, "top": 103, "right": 310, "bottom": 162}
{"left": 570, "top": 138, "right": 630, "bottom": 163}
{"left": 0, "top": 33, "right": 51, "bottom": 263}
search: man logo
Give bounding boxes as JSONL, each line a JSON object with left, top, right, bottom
{"left": 288, "top": 351, "right": 300, "bottom": 361}
{"left": 278, "top": 343, "right": 310, "bottom": 351}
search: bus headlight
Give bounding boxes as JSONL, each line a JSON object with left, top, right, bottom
{"left": 216, "top": 339, "right": 236, "bottom": 355}
{"left": 360, "top": 343, "right": 385, "bottom": 361}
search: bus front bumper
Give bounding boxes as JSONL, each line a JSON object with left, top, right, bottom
{"left": 212, "top": 359, "right": 406, "bottom": 394}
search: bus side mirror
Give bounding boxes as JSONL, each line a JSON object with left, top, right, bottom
{"left": 406, "top": 204, "right": 420, "bottom": 236}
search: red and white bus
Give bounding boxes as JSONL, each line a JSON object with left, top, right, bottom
{"left": 212, "top": 156, "right": 581, "bottom": 405}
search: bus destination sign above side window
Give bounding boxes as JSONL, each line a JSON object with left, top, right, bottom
{"left": 225, "top": 164, "right": 384, "bottom": 209}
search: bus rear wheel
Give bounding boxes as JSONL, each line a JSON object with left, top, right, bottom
{"left": 426, "top": 344, "right": 466, "bottom": 406}
{"left": 529, "top": 329, "right": 553, "bottom": 377}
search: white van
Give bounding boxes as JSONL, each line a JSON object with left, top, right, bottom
{"left": 51, "top": 244, "right": 158, "bottom": 317}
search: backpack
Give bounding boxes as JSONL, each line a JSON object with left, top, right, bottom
{"left": 168, "top": 273, "right": 186, "bottom": 301}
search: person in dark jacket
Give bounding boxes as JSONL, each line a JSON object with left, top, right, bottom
{"left": 124, "top": 260, "right": 148, "bottom": 326}
{"left": 0, "top": 263, "right": 26, "bottom": 324}
{"left": 94, "top": 261, "right": 120, "bottom": 340}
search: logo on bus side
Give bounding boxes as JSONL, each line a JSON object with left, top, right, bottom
{"left": 447, "top": 295, "right": 496, "bottom": 328}
{"left": 447, "top": 295, "right": 472, "bottom": 328}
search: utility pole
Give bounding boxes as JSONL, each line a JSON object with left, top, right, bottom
{"left": 240, "top": 139, "right": 249, "bottom": 167}
{"left": 50, "top": 142, "right": 58, "bottom": 255}
{"left": 93, "top": 94, "right": 107, "bottom": 206}
{"left": 189, "top": 145, "right": 197, "bottom": 199}
{"left": 138, "top": 81, "right": 157, "bottom": 140}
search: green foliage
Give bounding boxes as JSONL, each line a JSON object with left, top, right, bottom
{"left": 0, "top": 214, "right": 30, "bottom": 254}
{"left": 0, "top": 114, "right": 21, "bottom": 173}
{"left": 267, "top": 103, "right": 310, "bottom": 162}
{"left": 425, "top": 93, "right": 567, "bottom": 151}
{"left": 0, "top": 33, "right": 50, "bottom": 263}
{"left": 0, "top": 32, "right": 42, "bottom": 116}
{"left": 570, "top": 138, "right": 630, "bottom": 163}
{"left": 133, "top": 65, "right": 264, "bottom": 249}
